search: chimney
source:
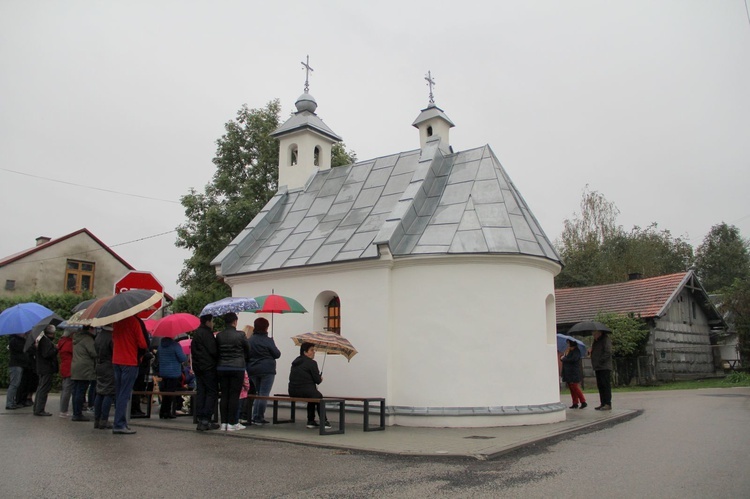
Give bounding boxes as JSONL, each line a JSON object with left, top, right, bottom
{"left": 628, "top": 272, "right": 643, "bottom": 281}
{"left": 35, "top": 236, "right": 51, "bottom": 246}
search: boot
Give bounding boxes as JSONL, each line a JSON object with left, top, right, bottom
{"left": 99, "top": 420, "right": 113, "bottom": 429}
{"left": 94, "top": 419, "right": 100, "bottom": 429}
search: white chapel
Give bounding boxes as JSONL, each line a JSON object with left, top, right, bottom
{"left": 212, "top": 71, "right": 566, "bottom": 427}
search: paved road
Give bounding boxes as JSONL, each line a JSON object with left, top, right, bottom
{"left": 1, "top": 387, "right": 748, "bottom": 498}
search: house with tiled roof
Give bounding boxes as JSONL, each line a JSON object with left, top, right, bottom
{"left": 212, "top": 76, "right": 566, "bottom": 428}
{"left": 0, "top": 228, "right": 136, "bottom": 298}
{"left": 556, "top": 271, "right": 727, "bottom": 380}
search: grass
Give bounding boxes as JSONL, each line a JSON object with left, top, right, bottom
{"left": 563, "top": 372, "right": 750, "bottom": 393}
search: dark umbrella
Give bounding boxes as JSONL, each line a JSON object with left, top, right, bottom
{"left": 89, "top": 289, "right": 163, "bottom": 327}
{"left": 567, "top": 321, "right": 612, "bottom": 335}
{"left": 71, "top": 298, "right": 98, "bottom": 313}
{"left": 24, "top": 313, "right": 64, "bottom": 352}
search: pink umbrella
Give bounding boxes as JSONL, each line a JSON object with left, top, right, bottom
{"left": 179, "top": 338, "right": 192, "bottom": 355}
{"left": 152, "top": 313, "right": 199, "bottom": 339}
{"left": 142, "top": 319, "right": 159, "bottom": 334}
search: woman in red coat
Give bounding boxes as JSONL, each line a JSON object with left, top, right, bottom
{"left": 57, "top": 330, "right": 74, "bottom": 417}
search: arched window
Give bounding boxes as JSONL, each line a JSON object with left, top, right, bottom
{"left": 426, "top": 125, "right": 433, "bottom": 137}
{"left": 290, "top": 145, "right": 298, "bottom": 166}
{"left": 325, "top": 296, "right": 340, "bottom": 334}
{"left": 314, "top": 146, "right": 320, "bottom": 166}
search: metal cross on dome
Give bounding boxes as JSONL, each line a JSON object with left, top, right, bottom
{"left": 301, "top": 55, "right": 314, "bottom": 93}
{"left": 425, "top": 70, "right": 435, "bottom": 105}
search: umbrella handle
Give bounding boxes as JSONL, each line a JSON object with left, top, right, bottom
{"left": 320, "top": 351, "right": 328, "bottom": 376}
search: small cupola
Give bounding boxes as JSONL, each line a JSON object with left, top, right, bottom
{"left": 270, "top": 56, "right": 342, "bottom": 190}
{"left": 412, "top": 71, "right": 454, "bottom": 153}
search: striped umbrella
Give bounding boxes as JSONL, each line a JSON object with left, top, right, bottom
{"left": 291, "top": 331, "right": 358, "bottom": 361}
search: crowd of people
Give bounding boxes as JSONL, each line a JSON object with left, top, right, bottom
{"left": 4, "top": 312, "right": 330, "bottom": 434}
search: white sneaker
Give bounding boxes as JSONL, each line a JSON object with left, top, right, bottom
{"left": 227, "top": 423, "right": 245, "bottom": 431}
{"left": 220, "top": 423, "right": 228, "bottom": 431}
{"left": 58, "top": 412, "right": 71, "bottom": 418}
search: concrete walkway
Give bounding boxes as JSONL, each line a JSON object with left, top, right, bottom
{"left": 129, "top": 403, "right": 639, "bottom": 460}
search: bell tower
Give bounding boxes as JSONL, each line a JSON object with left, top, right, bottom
{"left": 271, "top": 56, "right": 342, "bottom": 190}
{"left": 412, "top": 71, "right": 454, "bottom": 153}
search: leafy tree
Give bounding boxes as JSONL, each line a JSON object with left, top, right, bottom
{"left": 595, "top": 311, "right": 650, "bottom": 386}
{"left": 556, "top": 188, "right": 693, "bottom": 288}
{"left": 174, "top": 100, "right": 355, "bottom": 314}
{"left": 695, "top": 223, "right": 750, "bottom": 293}
{"left": 719, "top": 278, "right": 750, "bottom": 367}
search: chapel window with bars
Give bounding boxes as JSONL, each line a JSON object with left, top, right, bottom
{"left": 325, "top": 296, "right": 340, "bottom": 334}
{"left": 65, "top": 260, "right": 95, "bottom": 294}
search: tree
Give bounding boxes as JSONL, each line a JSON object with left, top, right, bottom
{"left": 556, "top": 188, "right": 694, "bottom": 288}
{"left": 174, "top": 100, "right": 356, "bottom": 314}
{"left": 720, "top": 278, "right": 750, "bottom": 367}
{"left": 695, "top": 223, "right": 750, "bottom": 293}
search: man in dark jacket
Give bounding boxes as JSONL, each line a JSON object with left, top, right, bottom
{"left": 216, "top": 313, "right": 251, "bottom": 431}
{"left": 247, "top": 317, "right": 281, "bottom": 426}
{"left": 5, "top": 334, "right": 26, "bottom": 409}
{"left": 589, "top": 330, "right": 613, "bottom": 411}
{"left": 34, "top": 325, "right": 59, "bottom": 416}
{"left": 191, "top": 314, "right": 220, "bottom": 431}
{"left": 288, "top": 342, "right": 330, "bottom": 429}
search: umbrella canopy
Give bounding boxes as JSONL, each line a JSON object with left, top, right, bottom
{"left": 179, "top": 338, "right": 192, "bottom": 355}
{"left": 152, "top": 313, "right": 199, "bottom": 339}
{"left": 291, "top": 331, "right": 358, "bottom": 361}
{"left": 556, "top": 333, "right": 587, "bottom": 357}
{"left": 567, "top": 321, "right": 612, "bottom": 335}
{"left": 0, "top": 303, "right": 57, "bottom": 336}
{"left": 68, "top": 297, "right": 111, "bottom": 325}
{"left": 199, "top": 296, "right": 259, "bottom": 317}
{"left": 23, "top": 313, "right": 64, "bottom": 352}
{"left": 71, "top": 298, "right": 98, "bottom": 313}
{"left": 142, "top": 318, "right": 159, "bottom": 334}
{"left": 89, "top": 289, "right": 163, "bottom": 327}
{"left": 253, "top": 294, "right": 307, "bottom": 314}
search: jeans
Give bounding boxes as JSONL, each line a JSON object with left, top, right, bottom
{"left": 87, "top": 380, "right": 96, "bottom": 408}
{"left": 113, "top": 365, "right": 139, "bottom": 430}
{"left": 72, "top": 379, "right": 89, "bottom": 417}
{"left": 250, "top": 374, "right": 275, "bottom": 423}
{"left": 94, "top": 393, "right": 113, "bottom": 422}
{"left": 218, "top": 371, "right": 244, "bottom": 425}
{"left": 195, "top": 369, "right": 218, "bottom": 422}
{"left": 34, "top": 374, "right": 52, "bottom": 414}
{"left": 595, "top": 369, "right": 612, "bottom": 406}
{"left": 59, "top": 377, "right": 73, "bottom": 413}
{"left": 6, "top": 366, "right": 22, "bottom": 408}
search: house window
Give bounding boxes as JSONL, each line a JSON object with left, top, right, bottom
{"left": 65, "top": 260, "right": 95, "bottom": 294}
{"left": 5, "top": 279, "right": 15, "bottom": 291}
{"left": 325, "top": 296, "right": 340, "bottom": 334}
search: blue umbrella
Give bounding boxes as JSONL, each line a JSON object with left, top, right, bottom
{"left": 556, "top": 333, "right": 587, "bottom": 357}
{"left": 0, "top": 302, "right": 56, "bottom": 336}
{"left": 200, "top": 296, "right": 259, "bottom": 317}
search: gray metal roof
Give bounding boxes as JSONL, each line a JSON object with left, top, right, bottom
{"left": 270, "top": 109, "right": 342, "bottom": 142}
{"left": 213, "top": 137, "right": 562, "bottom": 276}
{"left": 412, "top": 103, "right": 455, "bottom": 128}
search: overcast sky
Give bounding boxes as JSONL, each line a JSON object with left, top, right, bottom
{"left": 1, "top": 1, "right": 749, "bottom": 297}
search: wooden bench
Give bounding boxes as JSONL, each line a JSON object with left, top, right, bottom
{"left": 132, "top": 390, "right": 198, "bottom": 423}
{"left": 246, "top": 394, "right": 345, "bottom": 435}
{"left": 274, "top": 394, "right": 385, "bottom": 432}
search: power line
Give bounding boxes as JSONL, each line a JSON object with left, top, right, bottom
{"left": 0, "top": 167, "right": 182, "bottom": 205}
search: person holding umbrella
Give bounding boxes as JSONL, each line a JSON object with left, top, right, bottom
{"left": 111, "top": 316, "right": 148, "bottom": 434}
{"left": 288, "top": 342, "right": 330, "bottom": 429}
{"left": 215, "top": 313, "right": 251, "bottom": 431}
{"left": 589, "top": 330, "right": 613, "bottom": 411}
{"left": 157, "top": 334, "right": 187, "bottom": 419}
{"left": 33, "top": 325, "right": 59, "bottom": 416}
{"left": 191, "top": 314, "right": 220, "bottom": 431}
{"left": 561, "top": 339, "right": 587, "bottom": 409}
{"left": 247, "top": 317, "right": 281, "bottom": 426}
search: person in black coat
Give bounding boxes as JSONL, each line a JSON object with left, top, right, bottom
{"left": 215, "top": 313, "right": 251, "bottom": 430}
{"left": 191, "top": 314, "right": 220, "bottom": 431}
{"left": 34, "top": 326, "right": 59, "bottom": 416}
{"left": 94, "top": 327, "right": 115, "bottom": 429}
{"left": 5, "top": 334, "right": 26, "bottom": 409}
{"left": 288, "top": 342, "right": 329, "bottom": 429}
{"left": 561, "top": 339, "right": 587, "bottom": 409}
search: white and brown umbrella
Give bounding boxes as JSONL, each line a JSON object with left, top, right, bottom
{"left": 81, "top": 290, "right": 163, "bottom": 327}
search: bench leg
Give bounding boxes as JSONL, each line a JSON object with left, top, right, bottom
{"left": 362, "top": 399, "right": 385, "bottom": 432}
{"left": 319, "top": 400, "right": 345, "bottom": 435}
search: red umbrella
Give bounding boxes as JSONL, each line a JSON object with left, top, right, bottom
{"left": 142, "top": 319, "right": 159, "bottom": 334}
{"left": 152, "top": 313, "right": 199, "bottom": 339}
{"left": 253, "top": 292, "right": 307, "bottom": 337}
